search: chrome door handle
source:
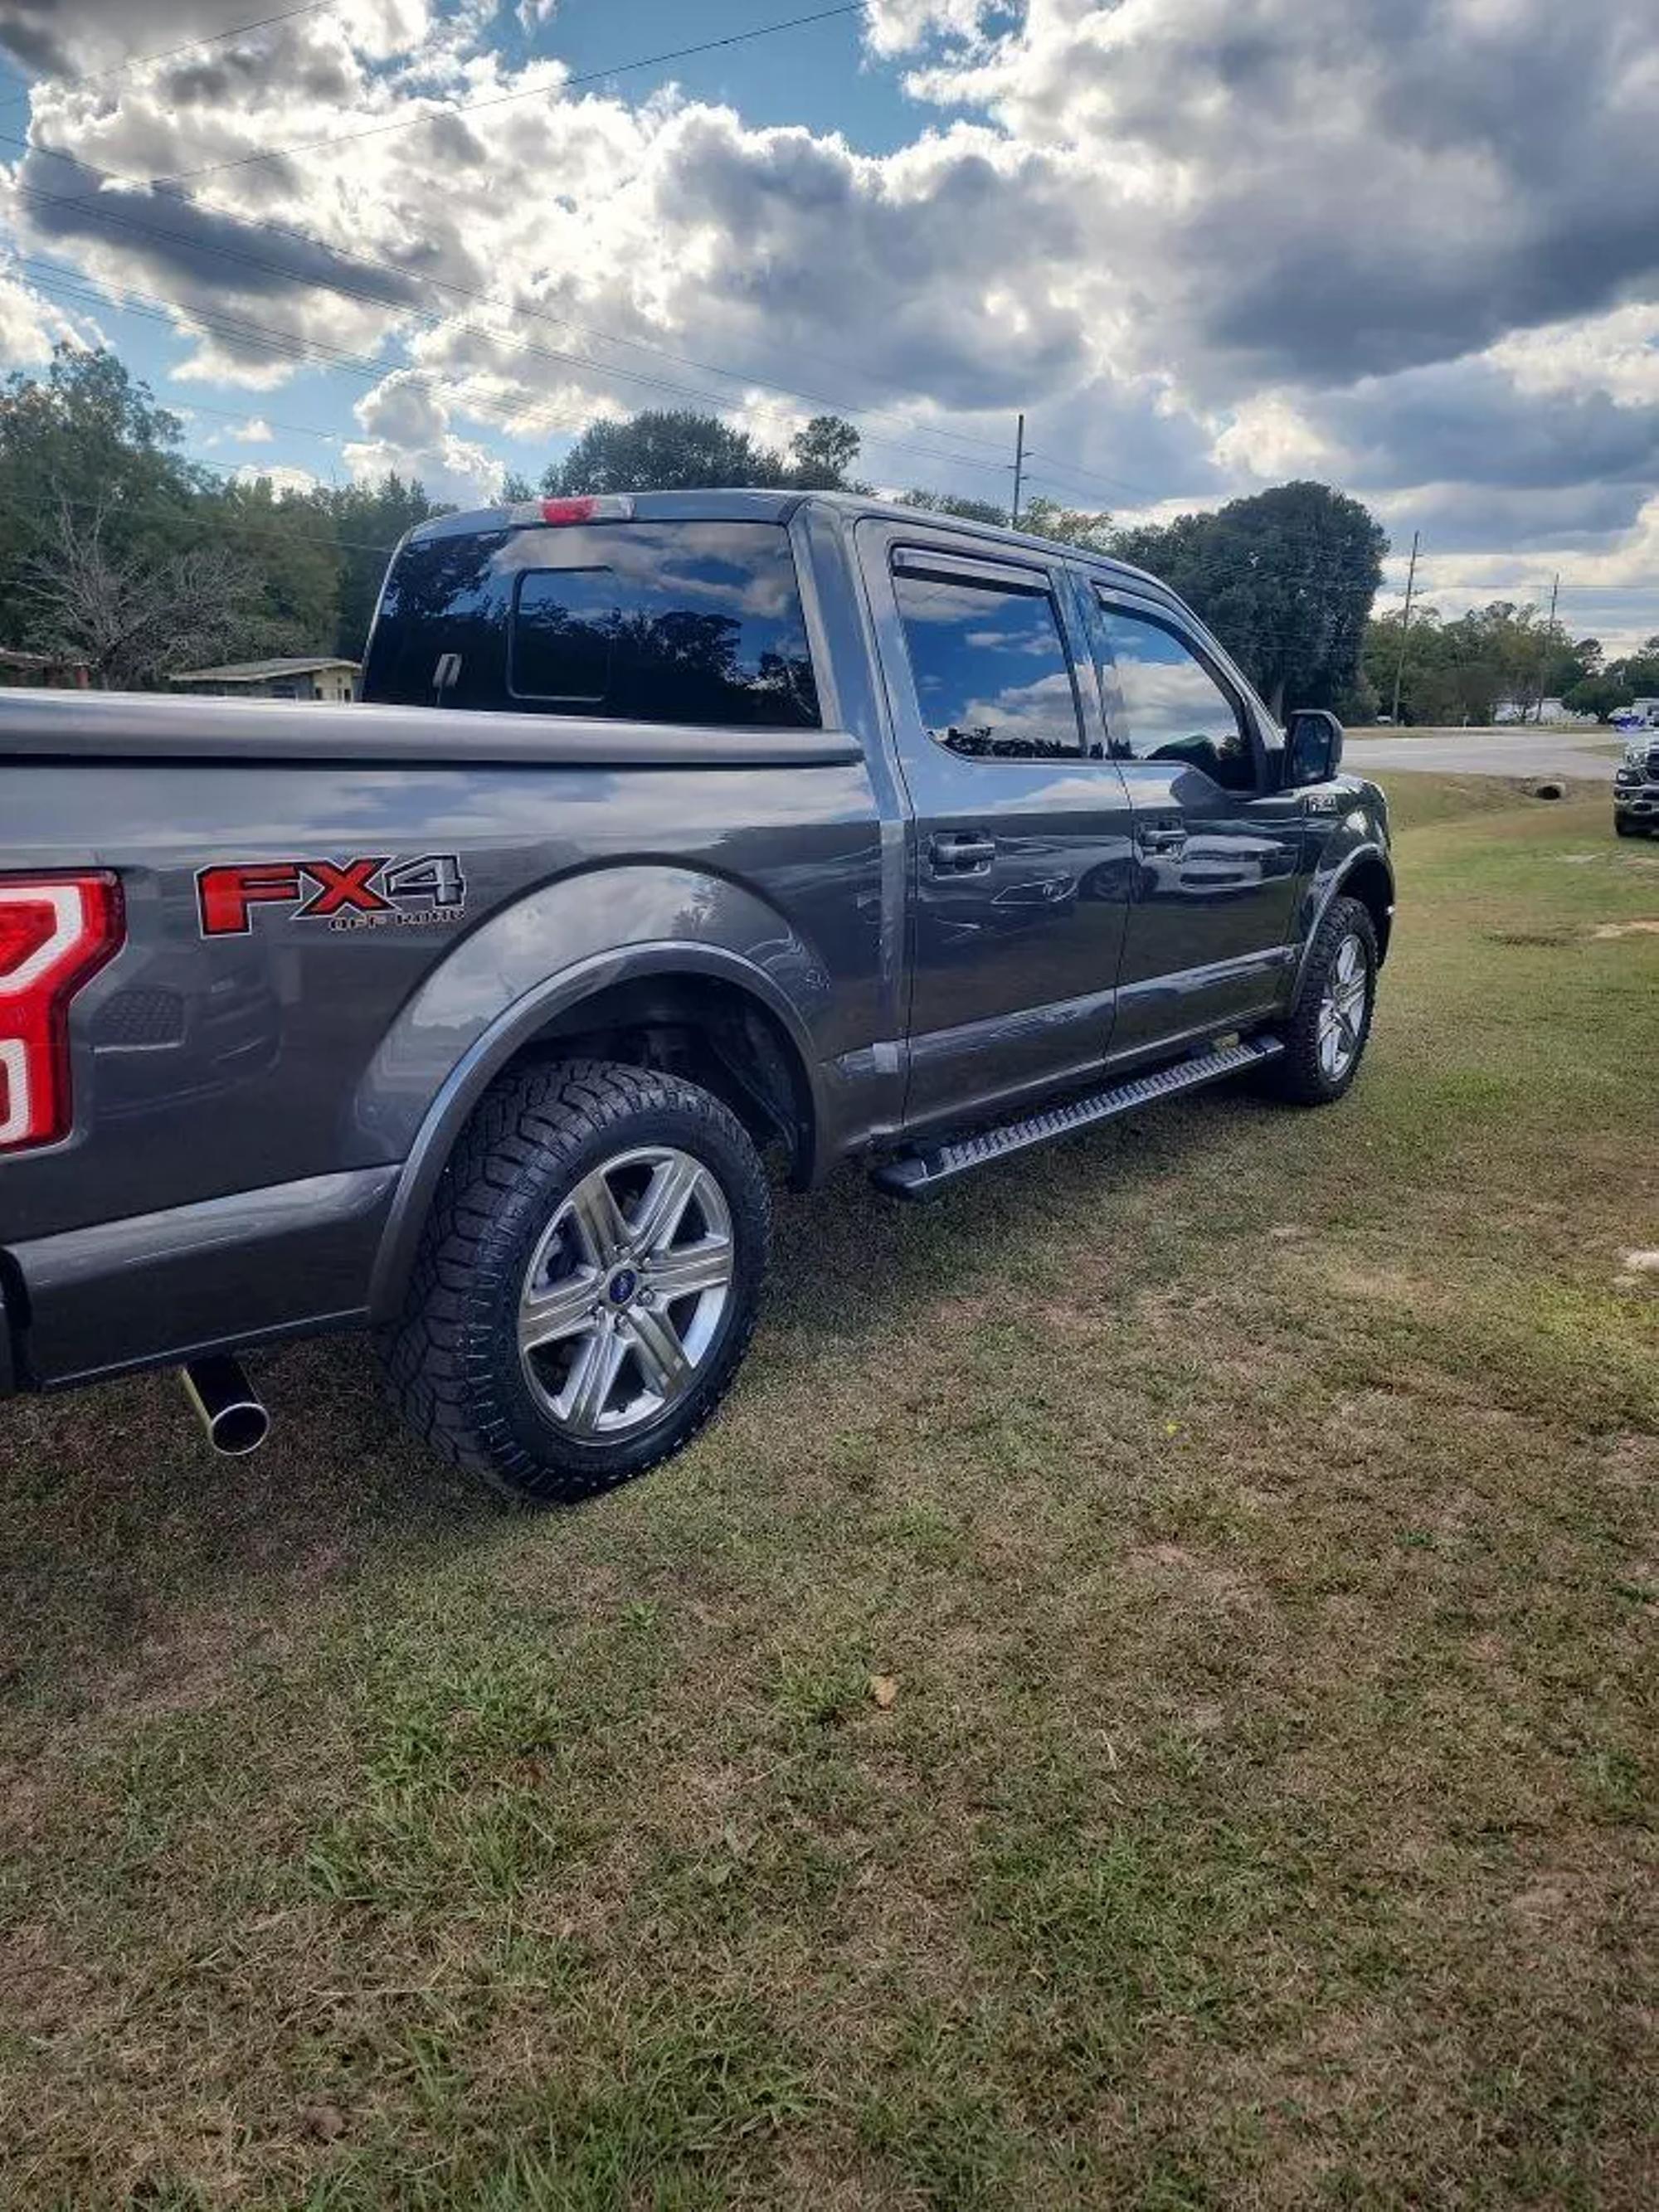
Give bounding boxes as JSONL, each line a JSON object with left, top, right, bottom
{"left": 1136, "top": 824, "right": 1188, "bottom": 857}
{"left": 929, "top": 832, "right": 997, "bottom": 874}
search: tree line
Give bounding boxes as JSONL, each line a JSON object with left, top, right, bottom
{"left": 17, "top": 339, "right": 1627, "bottom": 726}
{"left": 1360, "top": 601, "right": 1657, "bottom": 725}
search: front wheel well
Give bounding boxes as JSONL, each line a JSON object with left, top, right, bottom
{"left": 1337, "top": 853, "right": 1394, "bottom": 965}
{"left": 502, "top": 973, "right": 818, "bottom": 1187}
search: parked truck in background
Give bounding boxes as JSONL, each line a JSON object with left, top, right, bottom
{"left": 0, "top": 491, "right": 1394, "bottom": 1501}
{"left": 1613, "top": 732, "right": 1659, "bottom": 835}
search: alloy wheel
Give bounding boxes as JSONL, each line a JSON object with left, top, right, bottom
{"left": 518, "top": 1144, "right": 734, "bottom": 1440}
{"left": 1316, "top": 931, "right": 1370, "bottom": 1082}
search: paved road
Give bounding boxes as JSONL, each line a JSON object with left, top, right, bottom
{"left": 1344, "top": 728, "right": 1617, "bottom": 779}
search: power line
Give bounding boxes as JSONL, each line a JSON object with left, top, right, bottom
{"left": 39, "top": 487, "right": 397, "bottom": 557}
{"left": 0, "top": 2, "right": 341, "bottom": 110}
{"left": 161, "top": 394, "right": 343, "bottom": 445}
{"left": 153, "top": 4, "right": 866, "bottom": 183}
{"left": 6, "top": 188, "right": 1029, "bottom": 501}
{"left": 12, "top": 251, "right": 1036, "bottom": 513}
{"left": 3, "top": 138, "right": 1032, "bottom": 493}
{"left": 12, "top": 254, "right": 600, "bottom": 446}
{"left": 1379, "top": 580, "right": 1656, "bottom": 595}
{"left": 1020, "top": 450, "right": 1164, "bottom": 505}
{"left": 19, "top": 250, "right": 1034, "bottom": 519}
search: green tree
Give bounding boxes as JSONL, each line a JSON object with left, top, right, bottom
{"left": 1358, "top": 597, "right": 1590, "bottom": 726}
{"left": 0, "top": 344, "right": 204, "bottom": 653}
{"left": 1115, "top": 481, "right": 1386, "bottom": 717}
{"left": 201, "top": 474, "right": 341, "bottom": 654}
{"left": 18, "top": 494, "right": 264, "bottom": 688}
{"left": 545, "top": 409, "right": 788, "bottom": 495}
{"left": 1608, "top": 634, "right": 1659, "bottom": 698}
{"left": 901, "top": 488, "right": 1009, "bottom": 525}
{"left": 325, "top": 473, "right": 444, "bottom": 660}
{"left": 787, "top": 415, "right": 863, "bottom": 489}
{"left": 1019, "top": 494, "right": 1114, "bottom": 552}
{"left": 1564, "top": 672, "right": 1635, "bottom": 723}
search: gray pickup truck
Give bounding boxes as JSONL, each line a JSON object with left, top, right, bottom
{"left": 0, "top": 491, "right": 1393, "bottom": 1500}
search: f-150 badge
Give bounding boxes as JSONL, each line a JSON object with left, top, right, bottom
{"left": 197, "top": 855, "right": 466, "bottom": 936}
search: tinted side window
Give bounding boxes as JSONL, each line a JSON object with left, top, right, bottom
{"left": 1094, "top": 604, "right": 1253, "bottom": 791}
{"left": 363, "top": 521, "right": 820, "bottom": 728}
{"left": 893, "top": 568, "right": 1082, "bottom": 761}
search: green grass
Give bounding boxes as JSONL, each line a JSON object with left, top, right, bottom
{"left": 2, "top": 788, "right": 1655, "bottom": 2208}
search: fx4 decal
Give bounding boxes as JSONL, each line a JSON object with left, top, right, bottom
{"left": 197, "top": 855, "right": 467, "bottom": 936}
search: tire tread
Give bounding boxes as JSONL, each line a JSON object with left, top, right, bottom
{"left": 380, "top": 1057, "right": 769, "bottom": 1505}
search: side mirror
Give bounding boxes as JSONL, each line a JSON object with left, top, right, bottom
{"left": 1285, "top": 707, "right": 1344, "bottom": 786}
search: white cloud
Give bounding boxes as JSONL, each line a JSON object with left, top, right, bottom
{"left": 0, "top": 258, "right": 98, "bottom": 365}
{"left": 231, "top": 459, "right": 319, "bottom": 493}
{"left": 342, "top": 368, "right": 503, "bottom": 504}
{"left": 862, "top": 1, "right": 995, "bottom": 60}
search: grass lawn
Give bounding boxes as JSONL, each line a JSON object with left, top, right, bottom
{"left": 2, "top": 783, "right": 1655, "bottom": 2209}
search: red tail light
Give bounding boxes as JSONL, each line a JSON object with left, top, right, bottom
{"left": 0, "top": 874, "right": 123, "bottom": 1152}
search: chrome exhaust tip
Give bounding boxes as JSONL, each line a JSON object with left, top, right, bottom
{"left": 182, "top": 1355, "right": 270, "bottom": 1456}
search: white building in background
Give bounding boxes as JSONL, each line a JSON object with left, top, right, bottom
{"left": 168, "top": 655, "right": 359, "bottom": 702}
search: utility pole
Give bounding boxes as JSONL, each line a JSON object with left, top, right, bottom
{"left": 1538, "top": 571, "right": 1559, "bottom": 722}
{"left": 1389, "top": 528, "right": 1419, "bottom": 726}
{"left": 1010, "top": 411, "right": 1025, "bottom": 531}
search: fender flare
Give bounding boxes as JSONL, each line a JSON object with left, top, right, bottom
{"left": 365, "top": 939, "right": 824, "bottom": 1323}
{"left": 1290, "top": 841, "right": 1395, "bottom": 1002}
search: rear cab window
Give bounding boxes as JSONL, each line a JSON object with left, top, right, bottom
{"left": 364, "top": 519, "right": 820, "bottom": 728}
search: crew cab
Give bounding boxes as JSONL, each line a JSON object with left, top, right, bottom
{"left": 0, "top": 491, "right": 1393, "bottom": 1500}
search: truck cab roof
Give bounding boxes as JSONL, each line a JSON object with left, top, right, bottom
{"left": 404, "top": 487, "right": 1173, "bottom": 603}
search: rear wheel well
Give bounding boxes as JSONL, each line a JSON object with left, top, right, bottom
{"left": 1339, "top": 853, "right": 1394, "bottom": 965}
{"left": 499, "top": 975, "right": 817, "bottom": 1186}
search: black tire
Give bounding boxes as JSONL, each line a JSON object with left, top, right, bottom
{"left": 380, "top": 1058, "right": 770, "bottom": 1505}
{"left": 1264, "top": 893, "right": 1379, "bottom": 1106}
{"left": 1615, "top": 815, "right": 1640, "bottom": 838}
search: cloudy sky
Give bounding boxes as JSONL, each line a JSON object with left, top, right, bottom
{"left": 2, "top": 0, "right": 1657, "bottom": 645}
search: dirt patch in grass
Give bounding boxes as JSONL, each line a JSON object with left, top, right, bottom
{"left": 0, "top": 784, "right": 1655, "bottom": 2208}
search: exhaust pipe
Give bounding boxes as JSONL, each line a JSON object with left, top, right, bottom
{"left": 182, "top": 1355, "right": 270, "bottom": 1456}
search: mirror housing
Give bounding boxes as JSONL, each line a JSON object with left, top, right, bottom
{"left": 1285, "top": 707, "right": 1344, "bottom": 787}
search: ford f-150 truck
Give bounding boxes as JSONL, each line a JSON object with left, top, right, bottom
{"left": 0, "top": 490, "right": 1393, "bottom": 1500}
{"left": 1613, "top": 732, "right": 1659, "bottom": 835}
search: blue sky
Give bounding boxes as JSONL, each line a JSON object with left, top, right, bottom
{"left": 1, "top": 0, "right": 1656, "bottom": 646}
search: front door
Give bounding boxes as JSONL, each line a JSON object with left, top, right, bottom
{"left": 858, "top": 525, "right": 1136, "bottom": 1129}
{"left": 1083, "top": 590, "right": 1303, "bottom": 1059}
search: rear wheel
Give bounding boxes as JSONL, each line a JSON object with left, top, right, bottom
{"left": 381, "top": 1059, "right": 770, "bottom": 1504}
{"left": 1265, "top": 894, "right": 1379, "bottom": 1106}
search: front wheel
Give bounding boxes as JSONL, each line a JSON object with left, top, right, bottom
{"left": 381, "top": 1060, "right": 771, "bottom": 1504}
{"left": 1615, "top": 814, "right": 1642, "bottom": 838}
{"left": 1266, "top": 894, "right": 1379, "bottom": 1106}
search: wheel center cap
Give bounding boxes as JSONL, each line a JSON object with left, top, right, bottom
{"left": 607, "top": 1266, "right": 640, "bottom": 1306}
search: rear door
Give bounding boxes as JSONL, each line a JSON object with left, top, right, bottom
{"left": 857, "top": 523, "right": 1135, "bottom": 1127}
{"left": 1083, "top": 589, "right": 1302, "bottom": 1058}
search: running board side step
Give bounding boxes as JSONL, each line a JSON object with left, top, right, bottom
{"left": 870, "top": 1035, "right": 1284, "bottom": 1201}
